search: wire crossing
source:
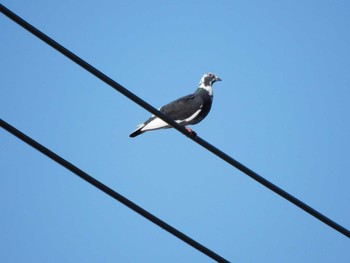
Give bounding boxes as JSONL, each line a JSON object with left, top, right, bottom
{"left": 0, "top": 119, "right": 230, "bottom": 263}
{"left": 1, "top": 4, "right": 349, "bottom": 239}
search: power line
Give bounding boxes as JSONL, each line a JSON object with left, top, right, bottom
{"left": 1, "top": 4, "right": 349, "bottom": 239}
{"left": 0, "top": 119, "right": 230, "bottom": 263}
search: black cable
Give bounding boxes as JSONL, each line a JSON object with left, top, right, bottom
{"left": 0, "top": 119, "right": 230, "bottom": 263}
{"left": 1, "top": 4, "right": 349, "bottom": 239}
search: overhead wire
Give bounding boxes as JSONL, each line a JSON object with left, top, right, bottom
{"left": 0, "top": 119, "right": 230, "bottom": 263}
{"left": 1, "top": 4, "right": 349, "bottom": 241}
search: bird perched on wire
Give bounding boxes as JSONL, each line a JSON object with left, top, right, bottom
{"left": 129, "top": 73, "right": 221, "bottom": 138}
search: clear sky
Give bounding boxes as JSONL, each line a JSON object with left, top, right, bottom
{"left": 1, "top": 1, "right": 349, "bottom": 262}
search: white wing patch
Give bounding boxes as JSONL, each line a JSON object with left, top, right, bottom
{"left": 141, "top": 105, "right": 203, "bottom": 132}
{"left": 141, "top": 117, "right": 169, "bottom": 131}
{"left": 181, "top": 107, "right": 202, "bottom": 123}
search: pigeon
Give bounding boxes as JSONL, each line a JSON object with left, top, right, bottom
{"left": 129, "top": 73, "right": 221, "bottom": 138}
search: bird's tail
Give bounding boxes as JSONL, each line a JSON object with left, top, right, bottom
{"left": 129, "top": 124, "right": 144, "bottom": 138}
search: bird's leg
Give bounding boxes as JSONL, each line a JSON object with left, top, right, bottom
{"left": 185, "top": 126, "right": 197, "bottom": 138}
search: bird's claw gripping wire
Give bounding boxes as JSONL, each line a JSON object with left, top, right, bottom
{"left": 185, "top": 127, "right": 197, "bottom": 138}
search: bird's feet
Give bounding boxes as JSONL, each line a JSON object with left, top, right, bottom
{"left": 185, "top": 127, "right": 197, "bottom": 138}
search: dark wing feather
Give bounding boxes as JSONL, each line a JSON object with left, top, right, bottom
{"left": 159, "top": 93, "right": 203, "bottom": 121}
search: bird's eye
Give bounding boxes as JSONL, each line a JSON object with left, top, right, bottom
{"left": 208, "top": 73, "right": 213, "bottom": 77}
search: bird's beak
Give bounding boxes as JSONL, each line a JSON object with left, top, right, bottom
{"left": 215, "top": 76, "right": 222, "bottom": 82}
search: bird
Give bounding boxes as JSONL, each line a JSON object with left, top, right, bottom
{"left": 129, "top": 73, "right": 221, "bottom": 138}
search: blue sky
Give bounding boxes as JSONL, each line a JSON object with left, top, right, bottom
{"left": 1, "top": 1, "right": 349, "bottom": 262}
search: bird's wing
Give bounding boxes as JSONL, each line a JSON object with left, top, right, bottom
{"left": 139, "top": 93, "right": 203, "bottom": 132}
{"left": 159, "top": 94, "right": 202, "bottom": 121}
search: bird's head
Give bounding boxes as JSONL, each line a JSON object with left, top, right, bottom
{"left": 198, "top": 73, "right": 222, "bottom": 88}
